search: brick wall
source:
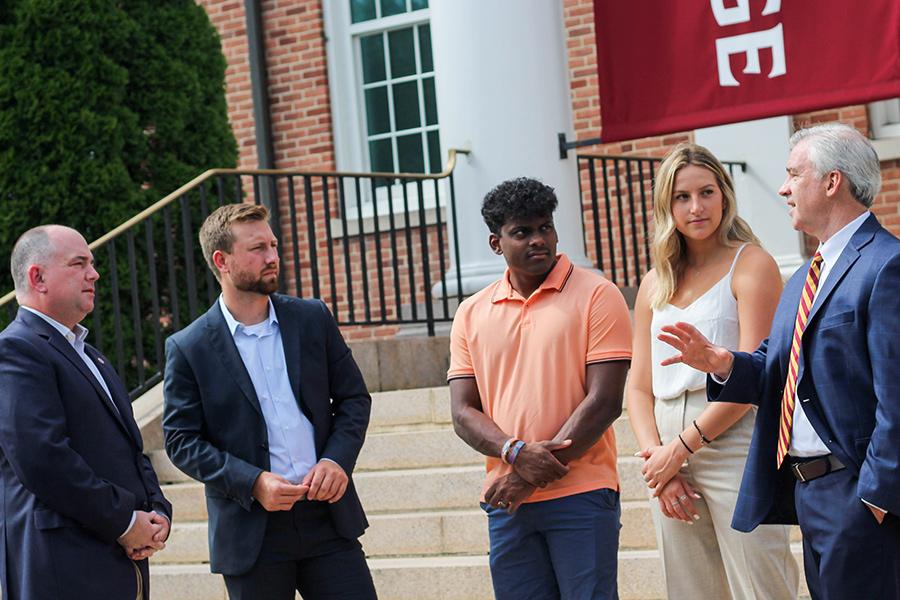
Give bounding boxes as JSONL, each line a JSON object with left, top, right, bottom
{"left": 201, "top": 0, "right": 900, "bottom": 312}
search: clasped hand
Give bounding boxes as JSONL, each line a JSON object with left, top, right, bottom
{"left": 252, "top": 460, "right": 349, "bottom": 512}
{"left": 118, "top": 510, "right": 169, "bottom": 560}
{"left": 512, "top": 439, "right": 572, "bottom": 488}
{"left": 637, "top": 442, "right": 688, "bottom": 495}
{"left": 484, "top": 439, "right": 572, "bottom": 514}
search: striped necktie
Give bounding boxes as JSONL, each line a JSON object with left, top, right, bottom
{"left": 776, "top": 252, "right": 824, "bottom": 468}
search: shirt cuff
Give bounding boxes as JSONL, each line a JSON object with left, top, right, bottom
{"left": 118, "top": 511, "right": 137, "bottom": 539}
{"left": 862, "top": 498, "right": 888, "bottom": 514}
{"left": 320, "top": 457, "right": 341, "bottom": 468}
{"left": 710, "top": 369, "right": 732, "bottom": 384}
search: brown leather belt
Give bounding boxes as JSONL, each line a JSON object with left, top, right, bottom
{"left": 789, "top": 454, "right": 845, "bottom": 483}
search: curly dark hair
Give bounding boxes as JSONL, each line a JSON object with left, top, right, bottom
{"left": 481, "top": 177, "right": 558, "bottom": 234}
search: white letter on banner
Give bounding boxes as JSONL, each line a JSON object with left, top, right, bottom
{"left": 710, "top": 0, "right": 750, "bottom": 26}
{"left": 715, "top": 23, "right": 786, "bottom": 87}
{"left": 761, "top": 0, "right": 782, "bottom": 16}
{"left": 711, "top": 0, "right": 781, "bottom": 24}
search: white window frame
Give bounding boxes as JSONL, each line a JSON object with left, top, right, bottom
{"left": 323, "top": 1, "right": 445, "bottom": 221}
{"left": 870, "top": 99, "right": 900, "bottom": 139}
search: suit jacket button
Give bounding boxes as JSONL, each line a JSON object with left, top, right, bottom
{"left": 260, "top": 443, "right": 268, "bottom": 450}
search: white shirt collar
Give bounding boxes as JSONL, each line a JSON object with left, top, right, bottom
{"left": 218, "top": 295, "right": 278, "bottom": 336}
{"left": 816, "top": 211, "right": 870, "bottom": 267}
{"left": 21, "top": 306, "right": 89, "bottom": 344}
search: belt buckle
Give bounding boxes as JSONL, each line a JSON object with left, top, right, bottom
{"left": 790, "top": 462, "right": 808, "bottom": 483}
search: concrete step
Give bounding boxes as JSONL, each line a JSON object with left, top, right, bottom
{"left": 151, "top": 414, "right": 638, "bottom": 484}
{"left": 157, "top": 498, "right": 802, "bottom": 566}
{"left": 160, "top": 455, "right": 654, "bottom": 525}
{"left": 357, "top": 427, "right": 482, "bottom": 471}
{"left": 164, "top": 482, "right": 208, "bottom": 521}
{"left": 369, "top": 386, "right": 452, "bottom": 430}
{"left": 369, "top": 386, "right": 637, "bottom": 449}
{"left": 149, "top": 545, "right": 807, "bottom": 600}
{"left": 356, "top": 465, "right": 485, "bottom": 514}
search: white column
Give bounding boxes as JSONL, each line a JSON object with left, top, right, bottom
{"left": 695, "top": 117, "right": 805, "bottom": 276}
{"left": 431, "top": 0, "right": 590, "bottom": 296}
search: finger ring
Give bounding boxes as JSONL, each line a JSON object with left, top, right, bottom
{"left": 678, "top": 495, "right": 688, "bottom": 501}
{"left": 497, "top": 501, "right": 507, "bottom": 507}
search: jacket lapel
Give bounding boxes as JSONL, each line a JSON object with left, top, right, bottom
{"left": 18, "top": 310, "right": 133, "bottom": 438}
{"left": 806, "top": 213, "right": 878, "bottom": 327}
{"left": 204, "top": 302, "right": 263, "bottom": 416}
{"left": 84, "top": 344, "right": 142, "bottom": 446}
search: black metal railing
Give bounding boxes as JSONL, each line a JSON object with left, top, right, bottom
{"left": 0, "top": 150, "right": 468, "bottom": 400}
{"left": 577, "top": 154, "right": 745, "bottom": 288}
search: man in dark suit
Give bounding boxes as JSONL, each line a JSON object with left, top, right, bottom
{"left": 658, "top": 123, "right": 900, "bottom": 599}
{"left": 0, "top": 225, "right": 172, "bottom": 599}
{"left": 163, "top": 203, "right": 376, "bottom": 599}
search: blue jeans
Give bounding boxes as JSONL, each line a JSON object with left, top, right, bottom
{"left": 482, "top": 488, "right": 621, "bottom": 600}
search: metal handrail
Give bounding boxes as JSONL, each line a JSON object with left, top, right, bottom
{"left": 576, "top": 152, "right": 747, "bottom": 173}
{"left": 0, "top": 148, "right": 469, "bottom": 310}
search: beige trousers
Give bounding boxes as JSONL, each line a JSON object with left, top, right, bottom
{"left": 650, "top": 389, "right": 799, "bottom": 600}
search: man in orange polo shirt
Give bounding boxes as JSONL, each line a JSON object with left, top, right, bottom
{"left": 449, "top": 177, "right": 632, "bottom": 599}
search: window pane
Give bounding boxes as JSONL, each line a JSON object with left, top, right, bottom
{"left": 350, "top": 0, "right": 376, "bottom": 23}
{"left": 370, "top": 138, "right": 395, "bottom": 173}
{"left": 365, "top": 87, "right": 390, "bottom": 135}
{"left": 380, "top": 0, "right": 406, "bottom": 18}
{"left": 428, "top": 130, "right": 441, "bottom": 174}
{"left": 423, "top": 77, "right": 437, "bottom": 126}
{"left": 388, "top": 28, "right": 416, "bottom": 78}
{"left": 418, "top": 24, "right": 433, "bottom": 72}
{"left": 397, "top": 133, "right": 424, "bottom": 173}
{"left": 360, "top": 34, "right": 386, "bottom": 83}
{"left": 411, "top": 0, "right": 428, "bottom": 9}
{"left": 392, "top": 81, "right": 421, "bottom": 131}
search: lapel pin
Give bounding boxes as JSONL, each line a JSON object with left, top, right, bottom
{"left": 97, "top": 357, "right": 105, "bottom": 365}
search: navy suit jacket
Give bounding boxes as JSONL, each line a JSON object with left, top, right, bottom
{"left": 709, "top": 214, "right": 900, "bottom": 532}
{"left": 0, "top": 309, "right": 172, "bottom": 599}
{"left": 162, "top": 294, "right": 371, "bottom": 575}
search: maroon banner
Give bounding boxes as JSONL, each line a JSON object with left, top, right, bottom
{"left": 593, "top": 0, "right": 900, "bottom": 142}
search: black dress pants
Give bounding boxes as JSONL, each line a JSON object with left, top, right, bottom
{"left": 223, "top": 500, "right": 376, "bottom": 600}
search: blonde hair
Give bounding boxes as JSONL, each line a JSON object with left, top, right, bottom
{"left": 650, "top": 143, "right": 759, "bottom": 309}
{"left": 199, "top": 203, "right": 269, "bottom": 280}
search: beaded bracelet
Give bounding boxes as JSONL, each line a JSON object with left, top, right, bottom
{"left": 693, "top": 420, "right": 712, "bottom": 446}
{"left": 508, "top": 440, "right": 526, "bottom": 465}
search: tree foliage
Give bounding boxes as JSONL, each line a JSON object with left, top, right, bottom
{"left": 0, "top": 0, "right": 237, "bottom": 291}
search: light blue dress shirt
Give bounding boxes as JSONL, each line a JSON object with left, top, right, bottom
{"left": 218, "top": 296, "right": 317, "bottom": 483}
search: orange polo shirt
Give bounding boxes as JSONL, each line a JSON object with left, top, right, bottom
{"left": 448, "top": 254, "right": 632, "bottom": 503}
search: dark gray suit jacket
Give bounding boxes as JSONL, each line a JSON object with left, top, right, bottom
{"left": 162, "top": 294, "right": 371, "bottom": 575}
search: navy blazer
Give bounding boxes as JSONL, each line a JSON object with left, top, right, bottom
{"left": 709, "top": 214, "right": 900, "bottom": 531}
{"left": 162, "top": 294, "right": 371, "bottom": 575}
{"left": 0, "top": 309, "right": 172, "bottom": 599}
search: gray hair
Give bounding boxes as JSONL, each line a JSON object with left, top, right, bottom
{"left": 789, "top": 123, "right": 881, "bottom": 208}
{"left": 10, "top": 225, "right": 56, "bottom": 296}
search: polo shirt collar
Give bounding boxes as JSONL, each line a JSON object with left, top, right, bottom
{"left": 491, "top": 253, "right": 573, "bottom": 303}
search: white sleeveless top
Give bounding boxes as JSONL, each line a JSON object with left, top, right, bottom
{"left": 650, "top": 245, "right": 747, "bottom": 400}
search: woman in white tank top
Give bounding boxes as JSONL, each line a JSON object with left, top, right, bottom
{"left": 625, "top": 144, "right": 799, "bottom": 599}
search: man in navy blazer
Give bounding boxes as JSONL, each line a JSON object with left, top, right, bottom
{"left": 659, "top": 124, "right": 900, "bottom": 599}
{"left": 0, "top": 225, "right": 172, "bottom": 599}
{"left": 163, "top": 203, "right": 376, "bottom": 599}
